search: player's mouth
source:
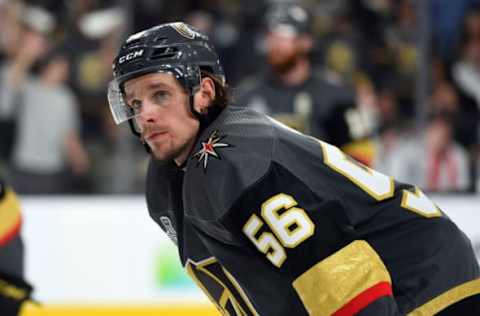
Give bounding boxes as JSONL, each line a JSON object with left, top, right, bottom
{"left": 145, "top": 131, "right": 168, "bottom": 141}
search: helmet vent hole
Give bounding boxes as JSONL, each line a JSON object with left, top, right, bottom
{"left": 151, "top": 47, "right": 179, "bottom": 60}
{"left": 153, "top": 37, "right": 168, "bottom": 44}
{"left": 124, "top": 38, "right": 142, "bottom": 48}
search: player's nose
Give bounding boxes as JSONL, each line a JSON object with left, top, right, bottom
{"left": 137, "top": 99, "right": 160, "bottom": 124}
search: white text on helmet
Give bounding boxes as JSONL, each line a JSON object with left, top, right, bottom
{"left": 118, "top": 49, "right": 145, "bottom": 64}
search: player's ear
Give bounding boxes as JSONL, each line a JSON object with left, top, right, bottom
{"left": 193, "top": 77, "right": 216, "bottom": 114}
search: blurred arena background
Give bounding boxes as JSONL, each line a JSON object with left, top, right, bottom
{"left": 0, "top": 0, "right": 479, "bottom": 315}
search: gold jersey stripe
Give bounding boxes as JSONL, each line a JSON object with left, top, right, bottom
{"left": 292, "top": 240, "right": 391, "bottom": 316}
{"left": 0, "top": 186, "right": 21, "bottom": 244}
{"left": 20, "top": 303, "right": 219, "bottom": 316}
{"left": 407, "top": 278, "right": 480, "bottom": 316}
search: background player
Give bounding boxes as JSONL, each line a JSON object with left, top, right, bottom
{"left": 0, "top": 178, "right": 34, "bottom": 315}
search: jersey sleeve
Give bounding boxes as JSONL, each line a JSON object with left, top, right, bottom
{"left": 219, "top": 161, "right": 396, "bottom": 316}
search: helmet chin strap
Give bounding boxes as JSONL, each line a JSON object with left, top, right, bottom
{"left": 190, "top": 94, "right": 201, "bottom": 120}
{"left": 189, "top": 89, "right": 215, "bottom": 134}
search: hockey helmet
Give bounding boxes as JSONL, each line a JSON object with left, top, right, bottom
{"left": 108, "top": 22, "right": 225, "bottom": 125}
{"left": 265, "top": 3, "right": 312, "bottom": 37}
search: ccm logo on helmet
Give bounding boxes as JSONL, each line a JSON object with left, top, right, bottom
{"left": 118, "top": 49, "right": 144, "bottom": 64}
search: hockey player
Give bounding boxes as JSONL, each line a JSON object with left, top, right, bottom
{"left": 107, "top": 22, "right": 480, "bottom": 315}
{"left": 0, "top": 178, "right": 34, "bottom": 315}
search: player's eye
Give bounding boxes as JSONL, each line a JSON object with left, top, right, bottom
{"left": 129, "top": 99, "right": 142, "bottom": 114}
{"left": 152, "top": 90, "right": 171, "bottom": 105}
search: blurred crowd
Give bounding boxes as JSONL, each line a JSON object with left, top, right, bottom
{"left": 0, "top": 0, "right": 480, "bottom": 194}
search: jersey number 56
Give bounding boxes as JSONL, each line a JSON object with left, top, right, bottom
{"left": 242, "top": 141, "right": 441, "bottom": 268}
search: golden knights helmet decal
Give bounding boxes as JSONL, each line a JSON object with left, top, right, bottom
{"left": 171, "top": 22, "right": 197, "bottom": 39}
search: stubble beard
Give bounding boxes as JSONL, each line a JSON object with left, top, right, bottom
{"left": 141, "top": 123, "right": 186, "bottom": 164}
{"left": 268, "top": 52, "right": 300, "bottom": 75}
{"left": 150, "top": 139, "right": 191, "bottom": 166}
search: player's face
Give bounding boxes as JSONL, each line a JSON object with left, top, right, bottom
{"left": 124, "top": 72, "right": 200, "bottom": 164}
{"left": 266, "top": 32, "right": 301, "bottom": 73}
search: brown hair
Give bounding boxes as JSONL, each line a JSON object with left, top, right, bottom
{"left": 201, "top": 70, "right": 232, "bottom": 110}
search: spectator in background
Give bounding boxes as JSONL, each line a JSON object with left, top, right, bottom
{"left": 0, "top": 1, "right": 23, "bottom": 169}
{"left": 322, "top": 80, "right": 377, "bottom": 165}
{"left": 0, "top": 6, "right": 90, "bottom": 193}
{"left": 62, "top": 5, "right": 124, "bottom": 143}
{"left": 389, "top": 111, "right": 470, "bottom": 192}
{"left": 316, "top": 3, "right": 367, "bottom": 86}
{"left": 431, "top": 0, "right": 474, "bottom": 62}
{"left": 451, "top": 8, "right": 480, "bottom": 162}
{"left": 430, "top": 79, "right": 478, "bottom": 152}
{"left": 432, "top": 79, "right": 478, "bottom": 192}
{"left": 0, "top": 0, "right": 21, "bottom": 63}
{"left": 453, "top": 8, "right": 480, "bottom": 108}
{"left": 0, "top": 5, "right": 52, "bottom": 173}
{"left": 371, "top": 79, "right": 411, "bottom": 174}
{"left": 383, "top": 0, "right": 419, "bottom": 117}
{"left": 235, "top": 3, "right": 355, "bottom": 140}
{"left": 61, "top": 5, "right": 130, "bottom": 193}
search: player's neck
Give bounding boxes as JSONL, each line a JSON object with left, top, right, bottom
{"left": 175, "top": 147, "right": 193, "bottom": 168}
{"left": 279, "top": 58, "right": 311, "bottom": 86}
